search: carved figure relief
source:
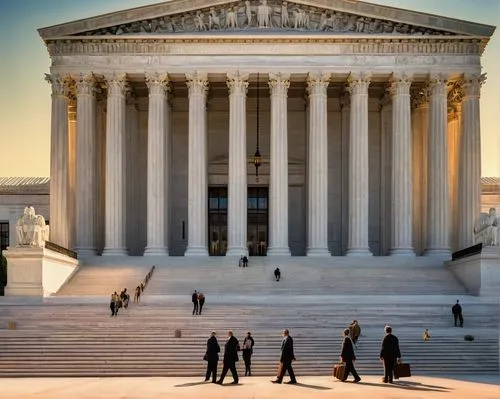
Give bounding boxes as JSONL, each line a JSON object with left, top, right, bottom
{"left": 76, "top": 0, "right": 454, "bottom": 37}
{"left": 474, "top": 208, "right": 499, "bottom": 246}
{"left": 16, "top": 206, "right": 50, "bottom": 248}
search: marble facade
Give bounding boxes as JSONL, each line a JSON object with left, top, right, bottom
{"left": 36, "top": 0, "right": 495, "bottom": 257}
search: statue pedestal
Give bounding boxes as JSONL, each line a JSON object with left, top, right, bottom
{"left": 4, "top": 246, "right": 78, "bottom": 297}
{"left": 445, "top": 246, "right": 500, "bottom": 296}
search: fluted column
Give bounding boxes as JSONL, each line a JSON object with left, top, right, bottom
{"left": 102, "top": 74, "right": 128, "bottom": 255}
{"left": 144, "top": 73, "right": 170, "bottom": 256}
{"left": 346, "top": 72, "right": 372, "bottom": 256}
{"left": 226, "top": 72, "right": 249, "bottom": 256}
{"left": 185, "top": 73, "right": 209, "bottom": 256}
{"left": 389, "top": 73, "right": 414, "bottom": 256}
{"left": 268, "top": 73, "right": 291, "bottom": 256}
{"left": 68, "top": 101, "right": 77, "bottom": 251}
{"left": 46, "top": 74, "right": 70, "bottom": 249}
{"left": 458, "top": 74, "right": 484, "bottom": 248}
{"left": 425, "top": 75, "right": 450, "bottom": 256}
{"left": 75, "top": 74, "right": 97, "bottom": 256}
{"left": 307, "top": 72, "right": 330, "bottom": 256}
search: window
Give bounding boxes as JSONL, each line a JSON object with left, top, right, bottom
{"left": 0, "top": 222, "right": 9, "bottom": 252}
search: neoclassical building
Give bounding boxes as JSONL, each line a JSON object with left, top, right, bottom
{"left": 37, "top": 0, "right": 495, "bottom": 257}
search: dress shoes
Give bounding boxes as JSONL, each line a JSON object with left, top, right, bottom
{"left": 285, "top": 381, "right": 297, "bottom": 384}
{"left": 353, "top": 378, "right": 361, "bottom": 383}
{"left": 271, "top": 380, "right": 282, "bottom": 384}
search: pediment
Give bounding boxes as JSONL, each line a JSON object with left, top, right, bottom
{"left": 39, "top": 0, "right": 495, "bottom": 40}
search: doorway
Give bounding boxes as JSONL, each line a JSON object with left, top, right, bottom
{"left": 247, "top": 187, "right": 268, "bottom": 256}
{"left": 208, "top": 187, "right": 227, "bottom": 256}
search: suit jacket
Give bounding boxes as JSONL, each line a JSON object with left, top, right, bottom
{"left": 452, "top": 304, "right": 462, "bottom": 315}
{"left": 340, "top": 336, "right": 356, "bottom": 361}
{"left": 223, "top": 336, "right": 240, "bottom": 364}
{"left": 192, "top": 293, "right": 198, "bottom": 303}
{"left": 380, "top": 334, "right": 401, "bottom": 360}
{"left": 280, "top": 336, "right": 295, "bottom": 363}
{"left": 243, "top": 336, "right": 255, "bottom": 354}
{"left": 206, "top": 336, "right": 220, "bottom": 362}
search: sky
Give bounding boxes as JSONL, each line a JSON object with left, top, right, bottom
{"left": 0, "top": 0, "right": 498, "bottom": 177}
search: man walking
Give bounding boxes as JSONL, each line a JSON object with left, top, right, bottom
{"left": 272, "top": 329, "right": 297, "bottom": 384}
{"left": 217, "top": 331, "right": 240, "bottom": 385}
{"left": 204, "top": 331, "right": 220, "bottom": 383}
{"left": 379, "top": 325, "right": 402, "bottom": 384}
{"left": 452, "top": 299, "right": 464, "bottom": 327}
{"left": 340, "top": 328, "right": 361, "bottom": 383}
{"left": 198, "top": 292, "right": 206, "bottom": 315}
{"left": 192, "top": 290, "right": 199, "bottom": 315}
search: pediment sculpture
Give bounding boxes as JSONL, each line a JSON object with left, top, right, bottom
{"left": 16, "top": 206, "right": 50, "bottom": 248}
{"left": 473, "top": 208, "right": 499, "bottom": 246}
{"left": 77, "top": 0, "right": 452, "bottom": 37}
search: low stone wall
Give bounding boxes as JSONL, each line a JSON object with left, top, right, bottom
{"left": 4, "top": 246, "right": 78, "bottom": 297}
{"left": 445, "top": 247, "right": 500, "bottom": 296}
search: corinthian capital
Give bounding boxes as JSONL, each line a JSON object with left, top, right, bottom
{"left": 105, "top": 73, "right": 128, "bottom": 97}
{"left": 463, "top": 73, "right": 486, "bottom": 98}
{"left": 347, "top": 72, "right": 371, "bottom": 95}
{"left": 307, "top": 72, "right": 330, "bottom": 96}
{"left": 44, "top": 73, "right": 71, "bottom": 97}
{"left": 389, "top": 72, "right": 412, "bottom": 97}
{"left": 145, "top": 72, "right": 169, "bottom": 96}
{"left": 75, "top": 73, "right": 97, "bottom": 97}
{"left": 227, "top": 71, "right": 249, "bottom": 95}
{"left": 427, "top": 73, "right": 448, "bottom": 97}
{"left": 186, "top": 72, "right": 208, "bottom": 96}
{"left": 268, "top": 73, "right": 290, "bottom": 96}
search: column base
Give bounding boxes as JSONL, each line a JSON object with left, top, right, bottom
{"left": 143, "top": 247, "right": 169, "bottom": 256}
{"left": 185, "top": 246, "right": 209, "bottom": 256}
{"left": 306, "top": 248, "right": 330, "bottom": 257}
{"left": 75, "top": 247, "right": 98, "bottom": 257}
{"left": 267, "top": 247, "right": 291, "bottom": 256}
{"left": 102, "top": 247, "right": 128, "bottom": 256}
{"left": 226, "top": 247, "right": 248, "bottom": 257}
{"left": 424, "top": 248, "right": 451, "bottom": 258}
{"left": 346, "top": 248, "right": 373, "bottom": 257}
{"left": 389, "top": 248, "right": 415, "bottom": 257}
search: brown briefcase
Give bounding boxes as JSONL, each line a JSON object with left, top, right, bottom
{"left": 333, "top": 363, "right": 346, "bottom": 380}
{"left": 394, "top": 363, "right": 411, "bottom": 378}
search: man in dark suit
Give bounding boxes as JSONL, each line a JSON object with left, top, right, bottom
{"left": 204, "top": 331, "right": 220, "bottom": 383}
{"left": 191, "top": 290, "right": 198, "bottom": 315}
{"left": 379, "top": 325, "right": 402, "bottom": 384}
{"left": 340, "top": 328, "right": 361, "bottom": 382}
{"left": 452, "top": 299, "right": 464, "bottom": 327}
{"left": 272, "top": 329, "right": 297, "bottom": 384}
{"left": 217, "top": 331, "right": 240, "bottom": 385}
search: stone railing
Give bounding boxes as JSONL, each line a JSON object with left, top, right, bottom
{"left": 45, "top": 241, "right": 78, "bottom": 260}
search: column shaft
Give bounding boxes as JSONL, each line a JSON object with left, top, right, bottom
{"left": 458, "top": 75, "right": 483, "bottom": 248}
{"left": 185, "top": 73, "right": 209, "bottom": 256}
{"left": 226, "top": 72, "right": 249, "bottom": 256}
{"left": 346, "top": 73, "right": 372, "bottom": 256}
{"left": 307, "top": 72, "right": 330, "bottom": 256}
{"left": 425, "top": 76, "right": 450, "bottom": 256}
{"left": 46, "top": 74, "right": 70, "bottom": 249}
{"left": 144, "top": 73, "right": 170, "bottom": 256}
{"left": 268, "top": 73, "right": 291, "bottom": 256}
{"left": 75, "top": 74, "right": 97, "bottom": 256}
{"left": 68, "top": 102, "right": 77, "bottom": 250}
{"left": 389, "top": 74, "right": 415, "bottom": 256}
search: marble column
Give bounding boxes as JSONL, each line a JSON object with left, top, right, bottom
{"left": 458, "top": 74, "right": 483, "bottom": 249}
{"left": 144, "top": 73, "right": 170, "bottom": 256}
{"left": 75, "top": 74, "right": 97, "bottom": 256}
{"left": 226, "top": 72, "right": 249, "bottom": 257}
{"left": 268, "top": 73, "right": 291, "bottom": 256}
{"left": 389, "top": 73, "right": 415, "bottom": 256}
{"left": 307, "top": 72, "right": 330, "bottom": 256}
{"left": 46, "top": 74, "right": 70, "bottom": 249}
{"left": 102, "top": 74, "right": 128, "bottom": 256}
{"left": 425, "top": 75, "right": 450, "bottom": 256}
{"left": 185, "top": 73, "right": 209, "bottom": 256}
{"left": 68, "top": 101, "right": 77, "bottom": 251}
{"left": 346, "top": 72, "right": 372, "bottom": 256}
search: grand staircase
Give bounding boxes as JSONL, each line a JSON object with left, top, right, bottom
{"left": 0, "top": 258, "right": 498, "bottom": 377}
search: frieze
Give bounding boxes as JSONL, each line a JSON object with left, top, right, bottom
{"left": 74, "top": 0, "right": 455, "bottom": 37}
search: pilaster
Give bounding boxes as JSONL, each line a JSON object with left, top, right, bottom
{"left": 306, "top": 72, "right": 330, "bottom": 256}
{"left": 268, "top": 73, "right": 291, "bottom": 256}
{"left": 346, "top": 72, "right": 372, "bottom": 256}
{"left": 185, "top": 72, "right": 209, "bottom": 256}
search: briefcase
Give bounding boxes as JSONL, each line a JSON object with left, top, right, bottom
{"left": 394, "top": 363, "right": 411, "bottom": 378}
{"left": 276, "top": 362, "right": 283, "bottom": 376}
{"left": 333, "top": 363, "right": 345, "bottom": 380}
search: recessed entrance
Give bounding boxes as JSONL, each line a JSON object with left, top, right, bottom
{"left": 208, "top": 186, "right": 269, "bottom": 256}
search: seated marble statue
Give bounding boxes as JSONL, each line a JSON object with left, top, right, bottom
{"left": 15, "top": 206, "right": 50, "bottom": 247}
{"left": 473, "top": 207, "right": 499, "bottom": 246}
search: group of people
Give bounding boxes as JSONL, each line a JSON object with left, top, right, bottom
{"left": 192, "top": 290, "right": 206, "bottom": 315}
{"left": 109, "top": 288, "right": 130, "bottom": 316}
{"left": 238, "top": 256, "right": 249, "bottom": 267}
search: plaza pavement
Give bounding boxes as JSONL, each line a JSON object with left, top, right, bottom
{"left": 2, "top": 375, "right": 499, "bottom": 399}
